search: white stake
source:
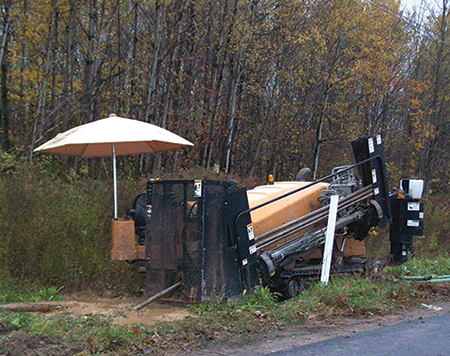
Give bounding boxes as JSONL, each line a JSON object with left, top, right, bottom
{"left": 321, "top": 195, "right": 339, "bottom": 284}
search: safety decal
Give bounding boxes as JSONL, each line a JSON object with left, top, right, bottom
{"left": 407, "top": 202, "right": 420, "bottom": 211}
{"left": 247, "top": 223, "right": 255, "bottom": 240}
{"left": 376, "top": 135, "right": 382, "bottom": 145}
{"left": 368, "top": 137, "right": 375, "bottom": 153}
{"left": 194, "top": 180, "right": 202, "bottom": 198}
{"left": 371, "top": 169, "right": 377, "bottom": 184}
{"left": 407, "top": 220, "right": 420, "bottom": 227}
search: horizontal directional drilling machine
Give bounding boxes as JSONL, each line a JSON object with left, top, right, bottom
{"left": 112, "top": 136, "right": 424, "bottom": 301}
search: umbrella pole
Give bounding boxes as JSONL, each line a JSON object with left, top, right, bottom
{"left": 113, "top": 143, "right": 118, "bottom": 220}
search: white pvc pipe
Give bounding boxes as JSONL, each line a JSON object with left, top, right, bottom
{"left": 321, "top": 195, "right": 339, "bottom": 284}
{"left": 112, "top": 143, "right": 118, "bottom": 220}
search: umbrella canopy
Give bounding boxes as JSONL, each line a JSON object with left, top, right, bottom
{"left": 34, "top": 114, "right": 194, "bottom": 219}
{"left": 34, "top": 114, "right": 193, "bottom": 157}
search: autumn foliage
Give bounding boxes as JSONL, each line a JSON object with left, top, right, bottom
{"left": 0, "top": 0, "right": 449, "bottom": 189}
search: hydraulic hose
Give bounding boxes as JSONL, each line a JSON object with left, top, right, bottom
{"left": 403, "top": 275, "right": 450, "bottom": 283}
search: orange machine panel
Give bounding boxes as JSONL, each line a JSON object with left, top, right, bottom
{"left": 111, "top": 220, "right": 145, "bottom": 260}
{"left": 247, "top": 182, "right": 329, "bottom": 249}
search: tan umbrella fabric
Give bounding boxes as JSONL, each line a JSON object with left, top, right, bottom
{"left": 34, "top": 115, "right": 193, "bottom": 157}
{"left": 34, "top": 114, "right": 193, "bottom": 219}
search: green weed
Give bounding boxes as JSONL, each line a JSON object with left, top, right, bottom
{"left": 0, "top": 310, "right": 140, "bottom": 355}
{"left": 239, "top": 286, "right": 278, "bottom": 311}
{"left": 38, "top": 286, "right": 64, "bottom": 301}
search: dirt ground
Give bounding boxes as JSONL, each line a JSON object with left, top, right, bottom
{"left": 0, "top": 295, "right": 191, "bottom": 356}
{"left": 47, "top": 294, "right": 192, "bottom": 326}
{"left": 1, "top": 292, "right": 450, "bottom": 356}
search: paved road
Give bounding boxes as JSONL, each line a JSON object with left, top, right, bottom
{"left": 266, "top": 312, "right": 450, "bottom": 356}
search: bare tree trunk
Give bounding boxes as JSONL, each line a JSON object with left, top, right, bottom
{"left": 29, "top": 0, "right": 65, "bottom": 160}
{"left": 144, "top": 1, "right": 164, "bottom": 123}
{"left": 129, "top": 2, "right": 139, "bottom": 119}
{"left": 225, "top": 72, "right": 241, "bottom": 173}
{"left": 225, "top": 0, "right": 254, "bottom": 173}
{"left": 63, "top": 0, "right": 76, "bottom": 94}
{"left": 83, "top": 0, "right": 99, "bottom": 123}
{"left": 225, "top": 42, "right": 245, "bottom": 173}
{"left": 29, "top": 47, "right": 52, "bottom": 161}
{"left": 0, "top": 1, "right": 11, "bottom": 151}
{"left": 313, "top": 94, "right": 328, "bottom": 180}
{"left": 50, "top": 0, "right": 59, "bottom": 108}
{"left": 250, "top": 104, "right": 272, "bottom": 176}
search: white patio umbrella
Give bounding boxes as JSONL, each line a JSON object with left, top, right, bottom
{"left": 34, "top": 114, "right": 194, "bottom": 219}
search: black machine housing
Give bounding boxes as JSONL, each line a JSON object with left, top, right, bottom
{"left": 389, "top": 179, "right": 425, "bottom": 263}
{"left": 144, "top": 179, "right": 256, "bottom": 302}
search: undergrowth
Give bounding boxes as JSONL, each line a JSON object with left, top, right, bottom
{"left": 0, "top": 172, "right": 144, "bottom": 295}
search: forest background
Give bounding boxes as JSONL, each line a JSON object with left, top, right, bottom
{"left": 1, "top": 0, "right": 450, "bottom": 293}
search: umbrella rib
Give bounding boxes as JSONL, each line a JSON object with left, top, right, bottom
{"left": 146, "top": 141, "right": 156, "bottom": 153}
{"left": 79, "top": 144, "right": 89, "bottom": 158}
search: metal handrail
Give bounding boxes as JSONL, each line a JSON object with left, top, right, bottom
{"left": 255, "top": 185, "right": 374, "bottom": 251}
{"left": 235, "top": 155, "right": 384, "bottom": 229}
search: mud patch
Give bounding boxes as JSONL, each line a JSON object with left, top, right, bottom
{"left": 48, "top": 295, "right": 191, "bottom": 325}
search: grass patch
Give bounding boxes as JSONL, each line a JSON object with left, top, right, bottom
{"left": 281, "top": 276, "right": 420, "bottom": 322}
{"left": 0, "top": 277, "right": 65, "bottom": 304}
{"left": 383, "top": 257, "right": 450, "bottom": 280}
{"left": 0, "top": 311, "right": 138, "bottom": 354}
